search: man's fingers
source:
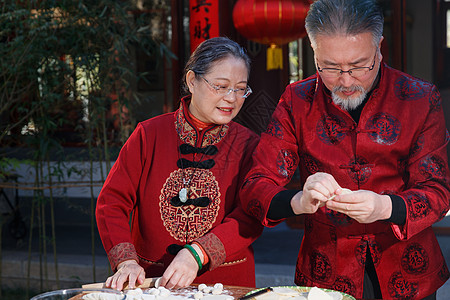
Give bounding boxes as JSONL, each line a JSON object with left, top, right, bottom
{"left": 327, "top": 187, "right": 353, "bottom": 201}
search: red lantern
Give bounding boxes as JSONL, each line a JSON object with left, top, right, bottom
{"left": 232, "top": 0, "right": 311, "bottom": 70}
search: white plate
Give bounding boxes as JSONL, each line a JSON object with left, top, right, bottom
{"left": 245, "top": 286, "right": 356, "bottom": 300}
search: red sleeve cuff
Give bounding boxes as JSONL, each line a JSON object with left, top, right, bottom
{"left": 107, "top": 242, "right": 139, "bottom": 271}
{"left": 195, "top": 233, "right": 225, "bottom": 270}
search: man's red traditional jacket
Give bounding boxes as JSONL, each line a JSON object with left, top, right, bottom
{"left": 96, "top": 97, "right": 262, "bottom": 287}
{"left": 241, "top": 63, "right": 450, "bottom": 299}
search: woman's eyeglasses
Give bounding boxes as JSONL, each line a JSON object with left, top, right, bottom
{"left": 199, "top": 75, "right": 252, "bottom": 98}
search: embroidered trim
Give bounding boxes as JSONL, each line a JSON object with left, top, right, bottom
{"left": 195, "top": 233, "right": 226, "bottom": 270}
{"left": 138, "top": 253, "right": 245, "bottom": 267}
{"left": 108, "top": 242, "right": 139, "bottom": 271}
{"left": 175, "top": 97, "right": 229, "bottom": 147}
{"left": 138, "top": 255, "right": 164, "bottom": 266}
{"left": 219, "top": 257, "right": 247, "bottom": 267}
{"left": 160, "top": 169, "right": 221, "bottom": 242}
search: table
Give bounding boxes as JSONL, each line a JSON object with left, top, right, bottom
{"left": 220, "top": 285, "right": 255, "bottom": 299}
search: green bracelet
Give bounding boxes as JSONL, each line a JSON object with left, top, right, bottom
{"left": 184, "top": 244, "right": 202, "bottom": 270}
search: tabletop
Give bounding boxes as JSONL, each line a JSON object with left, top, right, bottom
{"left": 220, "top": 285, "right": 255, "bottom": 299}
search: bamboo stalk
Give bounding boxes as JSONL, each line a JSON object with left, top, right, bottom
{"left": 47, "top": 159, "right": 60, "bottom": 288}
{"left": 26, "top": 191, "right": 36, "bottom": 299}
{"left": 38, "top": 161, "right": 49, "bottom": 291}
{"left": 0, "top": 215, "right": 3, "bottom": 298}
{"left": 87, "top": 79, "right": 97, "bottom": 282}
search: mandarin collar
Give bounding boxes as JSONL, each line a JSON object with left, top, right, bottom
{"left": 175, "top": 96, "right": 229, "bottom": 147}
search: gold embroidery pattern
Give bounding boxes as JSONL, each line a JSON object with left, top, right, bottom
{"left": 220, "top": 257, "right": 247, "bottom": 267}
{"left": 175, "top": 102, "right": 229, "bottom": 147}
{"left": 202, "top": 125, "right": 229, "bottom": 147}
{"left": 160, "top": 168, "right": 221, "bottom": 242}
{"left": 108, "top": 242, "right": 139, "bottom": 271}
{"left": 138, "top": 255, "right": 164, "bottom": 266}
{"left": 176, "top": 107, "right": 197, "bottom": 146}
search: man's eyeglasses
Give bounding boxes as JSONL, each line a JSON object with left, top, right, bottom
{"left": 199, "top": 75, "right": 252, "bottom": 99}
{"left": 316, "top": 52, "right": 377, "bottom": 78}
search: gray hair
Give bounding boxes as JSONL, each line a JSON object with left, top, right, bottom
{"left": 182, "top": 37, "right": 251, "bottom": 95}
{"left": 305, "top": 0, "right": 384, "bottom": 49}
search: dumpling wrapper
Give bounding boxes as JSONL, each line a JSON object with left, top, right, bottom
{"left": 307, "top": 287, "right": 333, "bottom": 300}
{"left": 272, "top": 287, "right": 302, "bottom": 296}
{"left": 247, "top": 287, "right": 299, "bottom": 300}
{"left": 327, "top": 188, "right": 352, "bottom": 201}
{"left": 289, "top": 296, "right": 307, "bottom": 300}
{"left": 307, "top": 287, "right": 343, "bottom": 300}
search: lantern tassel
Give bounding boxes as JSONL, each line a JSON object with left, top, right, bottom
{"left": 266, "top": 44, "right": 283, "bottom": 70}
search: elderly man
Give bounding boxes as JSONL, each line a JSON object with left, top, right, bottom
{"left": 240, "top": 0, "right": 450, "bottom": 299}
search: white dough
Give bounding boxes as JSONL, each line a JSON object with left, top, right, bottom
{"left": 82, "top": 293, "right": 123, "bottom": 300}
{"left": 154, "top": 277, "right": 162, "bottom": 288}
{"left": 159, "top": 287, "right": 171, "bottom": 298}
{"left": 213, "top": 283, "right": 223, "bottom": 290}
{"left": 307, "top": 287, "right": 333, "bottom": 300}
{"left": 290, "top": 296, "right": 307, "bottom": 300}
{"left": 248, "top": 292, "right": 283, "bottom": 300}
{"left": 272, "top": 287, "right": 301, "bottom": 296}
{"left": 202, "top": 295, "right": 233, "bottom": 300}
{"left": 212, "top": 288, "right": 223, "bottom": 295}
{"left": 198, "top": 284, "right": 207, "bottom": 292}
{"left": 126, "top": 288, "right": 144, "bottom": 296}
{"left": 148, "top": 288, "right": 160, "bottom": 295}
{"left": 327, "top": 292, "right": 343, "bottom": 300}
{"left": 327, "top": 188, "right": 353, "bottom": 201}
{"left": 194, "top": 291, "right": 204, "bottom": 299}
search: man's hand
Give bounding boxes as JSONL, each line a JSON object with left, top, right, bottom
{"left": 326, "top": 190, "right": 392, "bottom": 223}
{"left": 105, "top": 259, "right": 145, "bottom": 291}
{"left": 291, "top": 172, "right": 342, "bottom": 215}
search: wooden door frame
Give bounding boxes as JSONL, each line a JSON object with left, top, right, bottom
{"left": 390, "top": 0, "right": 407, "bottom": 72}
{"left": 433, "top": 0, "right": 450, "bottom": 87}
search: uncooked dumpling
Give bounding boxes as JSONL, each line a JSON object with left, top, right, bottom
{"left": 327, "top": 188, "right": 352, "bottom": 201}
{"left": 307, "top": 287, "right": 333, "bottom": 300}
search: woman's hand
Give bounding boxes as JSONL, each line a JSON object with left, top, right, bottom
{"left": 159, "top": 246, "right": 202, "bottom": 289}
{"left": 105, "top": 259, "right": 145, "bottom": 291}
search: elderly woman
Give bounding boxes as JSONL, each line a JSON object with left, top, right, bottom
{"left": 96, "top": 37, "right": 262, "bottom": 291}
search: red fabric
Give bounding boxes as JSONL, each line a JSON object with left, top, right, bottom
{"left": 186, "top": 107, "right": 213, "bottom": 131}
{"left": 96, "top": 97, "right": 262, "bottom": 287}
{"left": 189, "top": 0, "right": 219, "bottom": 52}
{"left": 240, "top": 63, "right": 450, "bottom": 299}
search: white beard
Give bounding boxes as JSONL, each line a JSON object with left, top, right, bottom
{"left": 331, "top": 85, "right": 367, "bottom": 111}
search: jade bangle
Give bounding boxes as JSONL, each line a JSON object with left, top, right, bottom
{"left": 184, "top": 244, "right": 202, "bottom": 270}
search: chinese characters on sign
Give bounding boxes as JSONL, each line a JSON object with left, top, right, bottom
{"left": 189, "top": 0, "right": 219, "bottom": 52}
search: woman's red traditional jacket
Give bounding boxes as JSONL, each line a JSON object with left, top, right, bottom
{"left": 241, "top": 63, "right": 450, "bottom": 299}
{"left": 96, "top": 97, "right": 262, "bottom": 287}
